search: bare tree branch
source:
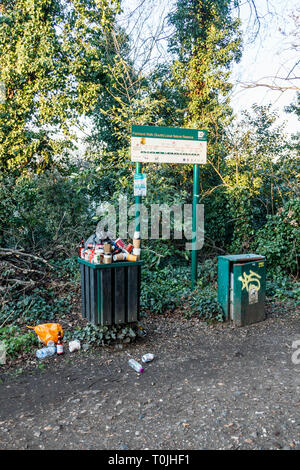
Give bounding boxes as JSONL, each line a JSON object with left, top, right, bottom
{"left": 239, "top": 81, "right": 299, "bottom": 92}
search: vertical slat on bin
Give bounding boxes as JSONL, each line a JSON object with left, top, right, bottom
{"left": 127, "top": 266, "right": 138, "bottom": 322}
{"left": 232, "top": 264, "right": 243, "bottom": 326}
{"left": 101, "top": 268, "right": 112, "bottom": 325}
{"left": 85, "top": 265, "right": 90, "bottom": 321}
{"left": 90, "top": 268, "right": 98, "bottom": 325}
{"left": 137, "top": 265, "right": 141, "bottom": 318}
{"left": 114, "top": 267, "right": 126, "bottom": 324}
{"left": 217, "top": 256, "right": 231, "bottom": 320}
{"left": 96, "top": 269, "right": 101, "bottom": 325}
{"left": 80, "top": 264, "right": 86, "bottom": 318}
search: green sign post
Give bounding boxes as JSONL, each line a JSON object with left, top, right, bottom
{"left": 131, "top": 125, "right": 207, "bottom": 289}
{"left": 191, "top": 163, "right": 200, "bottom": 289}
{"left": 135, "top": 162, "right": 142, "bottom": 234}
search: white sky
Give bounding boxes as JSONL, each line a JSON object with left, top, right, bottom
{"left": 230, "top": 0, "right": 299, "bottom": 134}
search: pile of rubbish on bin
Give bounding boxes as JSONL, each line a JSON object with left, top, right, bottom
{"left": 79, "top": 230, "right": 141, "bottom": 265}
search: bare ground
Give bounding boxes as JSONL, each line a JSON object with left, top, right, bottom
{"left": 0, "top": 303, "right": 299, "bottom": 450}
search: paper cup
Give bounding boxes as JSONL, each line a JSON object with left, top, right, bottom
{"left": 104, "top": 242, "right": 112, "bottom": 253}
{"left": 127, "top": 254, "right": 137, "bottom": 262}
{"left": 133, "top": 238, "right": 141, "bottom": 248}
{"left": 133, "top": 248, "right": 141, "bottom": 260}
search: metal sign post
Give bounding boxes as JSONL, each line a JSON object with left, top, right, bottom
{"left": 135, "top": 162, "right": 142, "bottom": 234}
{"left": 131, "top": 125, "right": 207, "bottom": 289}
{"left": 191, "top": 164, "right": 200, "bottom": 290}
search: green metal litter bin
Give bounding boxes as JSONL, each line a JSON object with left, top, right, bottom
{"left": 218, "top": 254, "right": 266, "bottom": 326}
{"left": 78, "top": 258, "right": 143, "bottom": 326}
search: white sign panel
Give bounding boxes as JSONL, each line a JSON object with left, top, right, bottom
{"left": 131, "top": 125, "right": 207, "bottom": 164}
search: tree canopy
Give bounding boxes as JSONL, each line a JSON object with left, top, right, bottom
{"left": 0, "top": 0, "right": 120, "bottom": 172}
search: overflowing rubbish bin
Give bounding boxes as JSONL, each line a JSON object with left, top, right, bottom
{"left": 218, "top": 254, "right": 266, "bottom": 326}
{"left": 77, "top": 231, "right": 143, "bottom": 326}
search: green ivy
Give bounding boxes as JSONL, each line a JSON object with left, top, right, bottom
{"left": 255, "top": 199, "right": 299, "bottom": 275}
{"left": 64, "top": 323, "right": 140, "bottom": 347}
{"left": 140, "top": 258, "right": 223, "bottom": 321}
{"left": 0, "top": 325, "right": 37, "bottom": 359}
{"left": 187, "top": 286, "right": 224, "bottom": 322}
{"left": 266, "top": 271, "right": 300, "bottom": 307}
{"left": 0, "top": 288, "right": 72, "bottom": 325}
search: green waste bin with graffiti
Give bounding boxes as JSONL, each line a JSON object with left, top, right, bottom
{"left": 217, "top": 254, "right": 266, "bottom": 326}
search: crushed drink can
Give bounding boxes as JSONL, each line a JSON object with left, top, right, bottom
{"left": 111, "top": 240, "right": 118, "bottom": 250}
{"left": 125, "top": 243, "right": 133, "bottom": 253}
{"left": 115, "top": 238, "right": 125, "bottom": 250}
{"left": 141, "top": 353, "right": 155, "bottom": 363}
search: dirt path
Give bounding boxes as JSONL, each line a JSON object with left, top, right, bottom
{"left": 0, "top": 311, "right": 299, "bottom": 450}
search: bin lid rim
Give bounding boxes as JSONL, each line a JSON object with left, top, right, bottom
{"left": 78, "top": 257, "right": 144, "bottom": 268}
{"left": 218, "top": 254, "right": 265, "bottom": 262}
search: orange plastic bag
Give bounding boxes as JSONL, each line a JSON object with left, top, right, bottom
{"left": 27, "top": 323, "right": 63, "bottom": 346}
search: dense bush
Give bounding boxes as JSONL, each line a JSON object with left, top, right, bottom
{"left": 188, "top": 286, "right": 224, "bottom": 322}
{"left": 0, "top": 168, "right": 121, "bottom": 254}
{"left": 255, "top": 199, "right": 299, "bottom": 276}
{"left": 140, "top": 258, "right": 223, "bottom": 321}
{"left": 0, "top": 289, "right": 72, "bottom": 326}
{"left": 0, "top": 173, "right": 91, "bottom": 252}
{"left": 266, "top": 272, "right": 300, "bottom": 306}
{"left": 140, "top": 265, "right": 190, "bottom": 314}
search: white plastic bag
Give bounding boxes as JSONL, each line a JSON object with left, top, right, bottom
{"left": 69, "top": 340, "right": 81, "bottom": 352}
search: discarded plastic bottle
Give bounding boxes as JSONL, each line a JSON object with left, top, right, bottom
{"left": 128, "top": 358, "right": 144, "bottom": 373}
{"left": 141, "top": 353, "right": 155, "bottom": 363}
{"left": 36, "top": 346, "right": 56, "bottom": 359}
